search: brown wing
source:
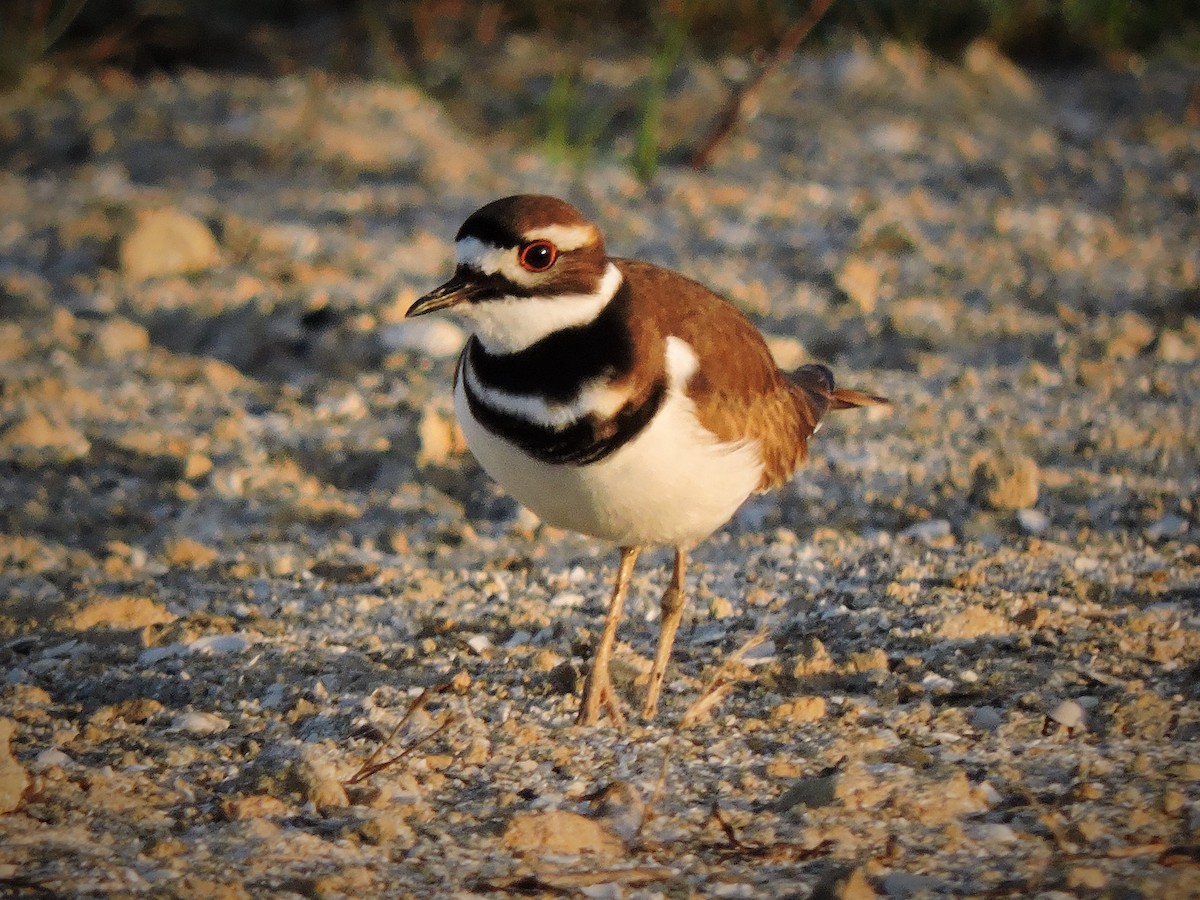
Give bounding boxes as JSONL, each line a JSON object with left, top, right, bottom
{"left": 616, "top": 259, "right": 822, "bottom": 490}
{"left": 617, "top": 259, "right": 889, "bottom": 491}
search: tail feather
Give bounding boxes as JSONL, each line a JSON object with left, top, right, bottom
{"left": 829, "top": 386, "right": 890, "bottom": 410}
{"left": 790, "top": 362, "right": 889, "bottom": 422}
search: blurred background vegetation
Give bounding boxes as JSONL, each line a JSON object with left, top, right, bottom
{"left": 3, "top": 0, "right": 1197, "bottom": 86}
{"left": 3, "top": 0, "right": 1197, "bottom": 178}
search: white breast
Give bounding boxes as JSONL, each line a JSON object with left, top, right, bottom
{"left": 454, "top": 337, "right": 764, "bottom": 547}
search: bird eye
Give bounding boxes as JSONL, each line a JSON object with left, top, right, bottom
{"left": 518, "top": 240, "right": 558, "bottom": 272}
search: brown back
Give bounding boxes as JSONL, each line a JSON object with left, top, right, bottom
{"left": 616, "top": 259, "right": 825, "bottom": 491}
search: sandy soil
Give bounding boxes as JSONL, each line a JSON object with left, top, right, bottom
{"left": 1, "top": 38, "right": 1198, "bottom": 898}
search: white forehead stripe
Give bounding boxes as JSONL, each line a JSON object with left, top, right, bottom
{"left": 455, "top": 236, "right": 508, "bottom": 275}
{"left": 522, "top": 223, "right": 598, "bottom": 252}
{"left": 455, "top": 261, "right": 623, "bottom": 355}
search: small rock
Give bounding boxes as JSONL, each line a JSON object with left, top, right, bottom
{"left": 899, "top": 519, "right": 953, "bottom": 543}
{"left": 358, "top": 810, "right": 417, "bottom": 847}
{"left": 59, "top": 595, "right": 176, "bottom": 631}
{"left": 975, "top": 822, "right": 1020, "bottom": 844}
{"left": 549, "top": 592, "right": 586, "bottom": 608}
{"left": 220, "top": 793, "right": 290, "bottom": 820}
{"left": 139, "top": 644, "right": 186, "bottom": 666}
{"left": 501, "top": 809, "right": 625, "bottom": 859}
{"left": 709, "top": 595, "right": 735, "bottom": 619}
{"left": 1145, "top": 514, "right": 1188, "bottom": 541}
{"left": 417, "top": 403, "right": 467, "bottom": 467}
{"left": 188, "top": 633, "right": 253, "bottom": 655}
{"left": 0, "top": 412, "right": 90, "bottom": 463}
{"left": 171, "top": 711, "right": 230, "bottom": 736}
{"left": 1066, "top": 866, "right": 1107, "bottom": 890}
{"left": 91, "top": 698, "right": 164, "bottom": 726}
{"left": 1046, "top": 699, "right": 1086, "bottom": 734}
{"left": 970, "top": 706, "right": 1004, "bottom": 731}
{"left": 765, "top": 334, "right": 806, "bottom": 370}
{"left": 91, "top": 317, "right": 150, "bottom": 357}
{"left": 293, "top": 746, "right": 349, "bottom": 812}
{"left": 31, "top": 748, "right": 72, "bottom": 772}
{"left": 183, "top": 453, "right": 214, "bottom": 480}
{"left": 773, "top": 774, "right": 838, "bottom": 811}
{"left": 382, "top": 317, "right": 466, "bottom": 358}
{"left": 774, "top": 696, "right": 827, "bottom": 723}
{"left": 0, "top": 718, "right": 30, "bottom": 814}
{"left": 547, "top": 660, "right": 580, "bottom": 694}
{"left": 882, "top": 872, "right": 943, "bottom": 898}
{"left": 970, "top": 451, "right": 1039, "bottom": 510}
{"left": 1016, "top": 508, "right": 1050, "bottom": 535}
{"left": 937, "top": 605, "right": 1011, "bottom": 639}
{"left": 792, "top": 638, "right": 836, "bottom": 677}
{"left": 120, "top": 208, "right": 220, "bottom": 281}
{"left": 846, "top": 648, "right": 889, "bottom": 674}
{"left": 837, "top": 255, "right": 884, "bottom": 314}
{"left": 161, "top": 537, "right": 220, "bottom": 568}
{"left": 465, "top": 633, "right": 493, "bottom": 655}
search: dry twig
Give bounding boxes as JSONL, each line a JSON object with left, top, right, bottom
{"left": 345, "top": 681, "right": 455, "bottom": 785}
{"left": 690, "top": 0, "right": 836, "bottom": 169}
{"left": 678, "top": 630, "right": 767, "bottom": 728}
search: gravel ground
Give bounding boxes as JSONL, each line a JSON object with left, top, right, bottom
{"left": 1, "top": 38, "right": 1199, "bottom": 898}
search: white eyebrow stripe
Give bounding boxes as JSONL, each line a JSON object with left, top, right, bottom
{"left": 521, "top": 223, "right": 598, "bottom": 252}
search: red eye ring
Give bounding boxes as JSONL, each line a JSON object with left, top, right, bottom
{"left": 518, "top": 239, "right": 558, "bottom": 272}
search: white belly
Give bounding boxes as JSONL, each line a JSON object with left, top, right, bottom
{"left": 454, "top": 370, "right": 763, "bottom": 547}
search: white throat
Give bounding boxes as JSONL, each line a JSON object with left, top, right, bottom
{"left": 456, "top": 261, "right": 623, "bottom": 355}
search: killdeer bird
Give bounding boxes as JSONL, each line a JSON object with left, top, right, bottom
{"left": 407, "top": 195, "right": 886, "bottom": 725}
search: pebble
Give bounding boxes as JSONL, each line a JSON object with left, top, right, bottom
{"left": 465, "top": 634, "right": 493, "bottom": 655}
{"left": 773, "top": 774, "right": 838, "bottom": 811}
{"left": 970, "top": 706, "right": 1004, "bottom": 731}
{"left": 975, "top": 822, "right": 1020, "bottom": 844}
{"left": 90, "top": 318, "right": 150, "bottom": 358}
{"left": 501, "top": 809, "right": 625, "bottom": 859}
{"left": 899, "top": 519, "right": 952, "bottom": 543}
{"left": 1016, "top": 508, "right": 1050, "bottom": 535}
{"left": 188, "top": 633, "right": 254, "bottom": 655}
{"left": 120, "top": 208, "right": 220, "bottom": 281}
{"left": 0, "top": 719, "right": 30, "bottom": 814}
{"left": 0, "top": 412, "right": 90, "bottom": 462}
{"left": 170, "top": 712, "right": 230, "bottom": 736}
{"left": 882, "top": 872, "right": 944, "bottom": 897}
{"left": 31, "top": 748, "right": 73, "bottom": 772}
{"left": 293, "top": 746, "right": 349, "bottom": 812}
{"left": 139, "top": 644, "right": 186, "bottom": 666}
{"left": 1047, "top": 699, "right": 1087, "bottom": 733}
{"left": 970, "top": 451, "right": 1039, "bottom": 511}
{"left": 380, "top": 318, "right": 466, "bottom": 358}
{"left": 1145, "top": 514, "right": 1188, "bottom": 541}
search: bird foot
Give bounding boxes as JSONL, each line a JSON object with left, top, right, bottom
{"left": 578, "top": 667, "right": 626, "bottom": 727}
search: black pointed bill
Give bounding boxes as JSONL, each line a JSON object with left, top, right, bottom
{"left": 406, "top": 270, "right": 487, "bottom": 318}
